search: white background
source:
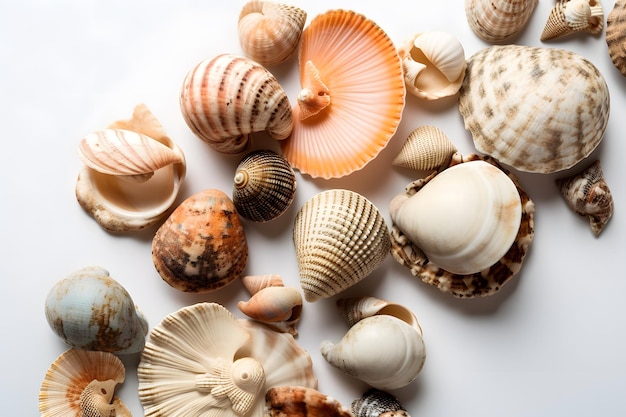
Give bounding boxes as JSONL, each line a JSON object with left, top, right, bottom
{"left": 2, "top": 0, "right": 625, "bottom": 416}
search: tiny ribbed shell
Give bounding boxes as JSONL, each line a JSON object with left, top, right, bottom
{"left": 541, "top": 0, "right": 604, "bottom": 41}
{"left": 351, "top": 389, "right": 410, "bottom": 417}
{"left": 606, "top": 0, "right": 626, "bottom": 77}
{"left": 233, "top": 150, "right": 297, "bottom": 222}
{"left": 465, "top": 0, "right": 538, "bottom": 43}
{"left": 280, "top": 9, "right": 405, "bottom": 179}
{"left": 138, "top": 303, "right": 317, "bottom": 417}
{"left": 265, "top": 386, "right": 353, "bottom": 417}
{"left": 398, "top": 32, "right": 467, "bottom": 100}
{"left": 392, "top": 125, "right": 458, "bottom": 171}
{"left": 293, "top": 189, "right": 391, "bottom": 302}
{"left": 152, "top": 189, "right": 248, "bottom": 293}
{"left": 39, "top": 348, "right": 131, "bottom": 417}
{"left": 556, "top": 160, "right": 613, "bottom": 236}
{"left": 459, "top": 45, "right": 610, "bottom": 173}
{"left": 180, "top": 54, "right": 293, "bottom": 154}
{"left": 238, "top": 1, "right": 307, "bottom": 66}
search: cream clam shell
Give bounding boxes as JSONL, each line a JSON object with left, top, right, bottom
{"left": 293, "top": 189, "right": 391, "bottom": 302}
{"left": 459, "top": 45, "right": 610, "bottom": 174}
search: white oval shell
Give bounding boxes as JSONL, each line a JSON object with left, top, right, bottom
{"left": 459, "top": 45, "right": 610, "bottom": 173}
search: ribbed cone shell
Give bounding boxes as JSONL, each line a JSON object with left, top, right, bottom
{"left": 606, "top": 0, "right": 626, "bottom": 77}
{"left": 392, "top": 125, "right": 458, "bottom": 171}
{"left": 541, "top": 0, "right": 604, "bottom": 41}
{"left": 465, "top": 0, "right": 538, "bottom": 43}
{"left": 293, "top": 189, "right": 391, "bottom": 302}
{"left": 280, "top": 9, "right": 405, "bottom": 179}
{"left": 233, "top": 150, "right": 296, "bottom": 222}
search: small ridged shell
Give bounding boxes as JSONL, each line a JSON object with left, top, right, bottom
{"left": 351, "top": 389, "right": 410, "bottom": 417}
{"left": 238, "top": 1, "right": 307, "bottom": 66}
{"left": 138, "top": 303, "right": 317, "bottom": 417}
{"left": 39, "top": 348, "right": 131, "bottom": 417}
{"left": 392, "top": 125, "right": 458, "bottom": 171}
{"left": 390, "top": 154, "right": 535, "bottom": 298}
{"left": 151, "top": 189, "right": 248, "bottom": 293}
{"left": 459, "top": 45, "right": 610, "bottom": 174}
{"left": 180, "top": 54, "right": 293, "bottom": 154}
{"left": 465, "top": 0, "right": 538, "bottom": 43}
{"left": 556, "top": 160, "right": 613, "bottom": 236}
{"left": 265, "top": 386, "right": 353, "bottom": 417}
{"left": 606, "top": 0, "right": 626, "bottom": 77}
{"left": 293, "top": 189, "right": 391, "bottom": 302}
{"left": 398, "top": 32, "right": 466, "bottom": 100}
{"left": 233, "top": 150, "right": 297, "bottom": 222}
{"left": 280, "top": 9, "right": 405, "bottom": 179}
{"left": 541, "top": 0, "right": 604, "bottom": 41}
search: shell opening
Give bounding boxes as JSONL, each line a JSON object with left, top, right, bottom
{"left": 407, "top": 49, "right": 454, "bottom": 93}
{"left": 297, "top": 60, "right": 330, "bottom": 120}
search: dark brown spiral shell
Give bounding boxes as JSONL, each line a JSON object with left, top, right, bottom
{"left": 232, "top": 149, "right": 297, "bottom": 222}
{"left": 351, "top": 389, "right": 410, "bottom": 417}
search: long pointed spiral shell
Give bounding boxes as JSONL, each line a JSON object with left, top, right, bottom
{"left": 39, "top": 348, "right": 131, "bottom": 417}
{"left": 556, "top": 160, "right": 613, "bottom": 236}
{"left": 180, "top": 54, "right": 293, "bottom": 154}
{"left": 293, "top": 189, "right": 391, "bottom": 302}
{"left": 392, "top": 125, "right": 458, "bottom": 171}
{"left": 541, "top": 0, "right": 604, "bottom": 41}
{"left": 351, "top": 389, "right": 410, "bottom": 417}
{"left": 465, "top": 0, "right": 538, "bottom": 43}
{"left": 238, "top": 1, "right": 306, "bottom": 66}
{"left": 233, "top": 149, "right": 297, "bottom": 222}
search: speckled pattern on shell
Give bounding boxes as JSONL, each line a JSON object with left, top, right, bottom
{"left": 151, "top": 189, "right": 248, "bottom": 293}
{"left": 606, "top": 0, "right": 626, "bottom": 77}
{"left": 351, "top": 388, "right": 410, "bottom": 417}
{"left": 293, "top": 189, "right": 391, "bottom": 302}
{"left": 459, "top": 45, "right": 610, "bottom": 174}
{"left": 390, "top": 154, "right": 535, "bottom": 298}
{"left": 265, "top": 386, "right": 353, "bottom": 417}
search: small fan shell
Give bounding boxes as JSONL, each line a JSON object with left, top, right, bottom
{"left": 233, "top": 149, "right": 297, "bottom": 222}
{"left": 465, "top": 0, "right": 538, "bottom": 43}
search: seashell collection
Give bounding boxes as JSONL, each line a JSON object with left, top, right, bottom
{"left": 22, "top": 1, "right": 623, "bottom": 416}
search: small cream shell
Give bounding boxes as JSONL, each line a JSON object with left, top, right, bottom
{"left": 465, "top": 0, "right": 538, "bottom": 43}
{"left": 392, "top": 125, "right": 458, "bottom": 171}
{"left": 541, "top": 0, "right": 604, "bottom": 41}
{"left": 398, "top": 32, "right": 466, "bottom": 100}
{"left": 238, "top": 0, "right": 307, "bottom": 66}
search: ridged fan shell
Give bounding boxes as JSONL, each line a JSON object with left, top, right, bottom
{"left": 233, "top": 150, "right": 296, "bottom": 222}
{"left": 238, "top": 1, "right": 307, "bottom": 66}
{"left": 293, "top": 189, "right": 391, "bottom": 302}
{"left": 556, "top": 160, "right": 613, "bottom": 236}
{"left": 606, "top": 0, "right": 626, "bottom": 77}
{"left": 280, "top": 9, "right": 405, "bottom": 179}
{"left": 459, "top": 45, "right": 609, "bottom": 174}
{"left": 465, "top": 0, "right": 538, "bottom": 43}
{"left": 180, "top": 54, "right": 293, "bottom": 154}
{"left": 541, "top": 0, "right": 604, "bottom": 41}
{"left": 39, "top": 348, "right": 131, "bottom": 417}
{"left": 392, "top": 125, "right": 458, "bottom": 171}
{"left": 151, "top": 189, "right": 248, "bottom": 293}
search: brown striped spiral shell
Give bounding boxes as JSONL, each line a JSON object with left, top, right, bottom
{"left": 606, "top": 0, "right": 626, "bottom": 77}
{"left": 233, "top": 149, "right": 297, "bottom": 222}
{"left": 180, "top": 54, "right": 293, "bottom": 154}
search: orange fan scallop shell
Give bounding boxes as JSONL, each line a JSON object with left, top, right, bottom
{"left": 280, "top": 9, "right": 405, "bottom": 179}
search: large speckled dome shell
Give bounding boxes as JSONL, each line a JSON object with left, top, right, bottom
{"left": 459, "top": 45, "right": 610, "bottom": 174}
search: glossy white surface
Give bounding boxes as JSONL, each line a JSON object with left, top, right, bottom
{"left": 2, "top": 1, "right": 625, "bottom": 415}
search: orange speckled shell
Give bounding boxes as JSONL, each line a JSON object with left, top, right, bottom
{"left": 152, "top": 189, "right": 248, "bottom": 293}
{"left": 280, "top": 9, "right": 405, "bottom": 179}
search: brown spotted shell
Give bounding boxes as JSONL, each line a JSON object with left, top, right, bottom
{"left": 265, "top": 386, "right": 353, "bottom": 417}
{"left": 459, "top": 45, "right": 610, "bottom": 174}
{"left": 392, "top": 125, "right": 458, "bottom": 172}
{"left": 151, "top": 189, "right": 248, "bottom": 293}
{"left": 390, "top": 153, "right": 535, "bottom": 298}
{"left": 556, "top": 160, "right": 613, "bottom": 236}
{"left": 180, "top": 54, "right": 293, "bottom": 154}
{"left": 606, "top": 0, "right": 626, "bottom": 77}
{"left": 233, "top": 149, "right": 297, "bottom": 222}
{"left": 293, "top": 189, "right": 391, "bottom": 302}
